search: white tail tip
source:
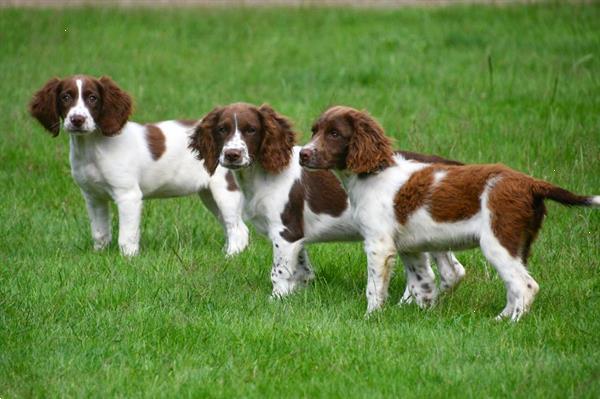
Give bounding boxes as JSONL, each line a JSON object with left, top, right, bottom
{"left": 591, "top": 196, "right": 600, "bottom": 207}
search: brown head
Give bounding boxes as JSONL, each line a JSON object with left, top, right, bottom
{"left": 300, "top": 106, "right": 394, "bottom": 174}
{"left": 189, "top": 103, "right": 296, "bottom": 175}
{"left": 28, "top": 75, "right": 133, "bottom": 137}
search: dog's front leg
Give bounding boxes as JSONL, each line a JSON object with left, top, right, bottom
{"left": 205, "top": 170, "right": 249, "bottom": 256}
{"left": 82, "top": 192, "right": 111, "bottom": 251}
{"left": 270, "top": 239, "right": 311, "bottom": 298}
{"left": 114, "top": 190, "right": 143, "bottom": 257}
{"left": 364, "top": 237, "right": 397, "bottom": 314}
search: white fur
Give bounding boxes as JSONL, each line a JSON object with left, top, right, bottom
{"left": 220, "top": 113, "right": 251, "bottom": 167}
{"left": 62, "top": 85, "right": 248, "bottom": 256}
{"left": 64, "top": 79, "right": 97, "bottom": 132}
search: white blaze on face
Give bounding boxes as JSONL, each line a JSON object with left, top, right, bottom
{"left": 302, "top": 140, "right": 318, "bottom": 152}
{"left": 64, "top": 78, "right": 97, "bottom": 133}
{"left": 219, "top": 113, "right": 251, "bottom": 166}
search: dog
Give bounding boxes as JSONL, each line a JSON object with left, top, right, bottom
{"left": 299, "top": 105, "right": 599, "bottom": 320}
{"left": 29, "top": 75, "right": 248, "bottom": 257}
{"left": 189, "top": 102, "right": 466, "bottom": 300}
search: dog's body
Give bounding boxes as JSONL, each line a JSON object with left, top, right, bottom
{"left": 30, "top": 76, "right": 248, "bottom": 256}
{"left": 301, "top": 106, "right": 599, "bottom": 320}
{"left": 190, "top": 102, "right": 466, "bottom": 298}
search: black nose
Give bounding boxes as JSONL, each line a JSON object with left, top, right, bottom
{"left": 299, "top": 148, "right": 313, "bottom": 164}
{"left": 70, "top": 115, "right": 85, "bottom": 128}
{"left": 224, "top": 149, "right": 242, "bottom": 162}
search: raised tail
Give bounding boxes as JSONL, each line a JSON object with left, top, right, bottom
{"left": 533, "top": 180, "right": 599, "bottom": 207}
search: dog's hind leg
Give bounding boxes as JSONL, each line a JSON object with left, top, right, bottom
{"left": 432, "top": 252, "right": 466, "bottom": 292}
{"left": 480, "top": 232, "right": 539, "bottom": 322}
{"left": 400, "top": 252, "right": 438, "bottom": 309}
{"left": 270, "top": 239, "right": 311, "bottom": 298}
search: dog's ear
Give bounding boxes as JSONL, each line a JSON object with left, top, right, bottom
{"left": 258, "top": 104, "right": 296, "bottom": 174}
{"left": 97, "top": 76, "right": 133, "bottom": 136}
{"left": 345, "top": 110, "right": 394, "bottom": 174}
{"left": 29, "top": 78, "right": 62, "bottom": 136}
{"left": 189, "top": 107, "right": 223, "bottom": 175}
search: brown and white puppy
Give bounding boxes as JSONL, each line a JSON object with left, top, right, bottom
{"left": 190, "top": 102, "right": 466, "bottom": 301}
{"left": 29, "top": 75, "right": 248, "bottom": 256}
{"left": 300, "top": 105, "right": 599, "bottom": 320}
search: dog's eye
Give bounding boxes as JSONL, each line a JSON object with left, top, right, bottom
{"left": 246, "top": 126, "right": 256, "bottom": 135}
{"left": 88, "top": 95, "right": 98, "bottom": 104}
{"left": 61, "top": 94, "right": 72, "bottom": 102}
{"left": 329, "top": 130, "right": 339, "bottom": 138}
{"left": 217, "top": 126, "right": 228, "bottom": 135}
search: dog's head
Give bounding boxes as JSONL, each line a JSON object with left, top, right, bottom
{"left": 190, "top": 102, "right": 296, "bottom": 175}
{"left": 300, "top": 106, "right": 394, "bottom": 174}
{"left": 29, "top": 75, "right": 133, "bottom": 137}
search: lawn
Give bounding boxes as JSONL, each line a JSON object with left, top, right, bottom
{"left": 1, "top": 3, "right": 599, "bottom": 398}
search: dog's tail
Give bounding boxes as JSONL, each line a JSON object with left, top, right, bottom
{"left": 533, "top": 180, "right": 599, "bottom": 208}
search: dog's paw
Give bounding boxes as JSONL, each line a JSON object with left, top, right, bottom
{"left": 119, "top": 243, "right": 139, "bottom": 257}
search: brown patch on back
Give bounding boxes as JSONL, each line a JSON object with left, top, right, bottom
{"left": 302, "top": 169, "right": 348, "bottom": 217}
{"left": 394, "top": 167, "right": 436, "bottom": 225}
{"left": 225, "top": 171, "right": 239, "bottom": 191}
{"left": 429, "top": 165, "right": 505, "bottom": 222}
{"left": 280, "top": 180, "right": 304, "bottom": 242}
{"left": 146, "top": 124, "right": 166, "bottom": 160}
{"left": 394, "top": 164, "right": 508, "bottom": 225}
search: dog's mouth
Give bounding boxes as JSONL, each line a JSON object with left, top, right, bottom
{"left": 219, "top": 159, "right": 253, "bottom": 170}
{"left": 299, "top": 156, "right": 329, "bottom": 170}
{"left": 64, "top": 125, "right": 95, "bottom": 135}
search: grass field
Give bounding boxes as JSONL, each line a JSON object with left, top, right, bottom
{"left": 1, "top": 3, "right": 599, "bottom": 398}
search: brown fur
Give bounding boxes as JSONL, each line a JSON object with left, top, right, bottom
{"left": 394, "top": 168, "right": 436, "bottom": 225}
{"left": 189, "top": 106, "right": 223, "bottom": 174}
{"left": 280, "top": 179, "right": 305, "bottom": 242}
{"left": 430, "top": 165, "right": 505, "bottom": 222}
{"left": 29, "top": 77, "right": 62, "bottom": 136}
{"left": 145, "top": 124, "right": 166, "bottom": 160}
{"left": 258, "top": 104, "right": 296, "bottom": 174}
{"left": 302, "top": 169, "right": 348, "bottom": 217}
{"left": 96, "top": 76, "right": 133, "bottom": 136}
{"left": 345, "top": 109, "right": 394, "bottom": 174}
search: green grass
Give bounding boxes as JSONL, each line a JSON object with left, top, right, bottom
{"left": 1, "top": 3, "right": 599, "bottom": 398}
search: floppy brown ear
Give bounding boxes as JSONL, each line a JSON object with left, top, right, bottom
{"left": 29, "top": 78, "right": 61, "bottom": 136}
{"left": 189, "top": 107, "right": 223, "bottom": 175}
{"left": 345, "top": 110, "right": 394, "bottom": 174}
{"left": 97, "top": 76, "right": 132, "bottom": 136}
{"left": 258, "top": 104, "right": 296, "bottom": 174}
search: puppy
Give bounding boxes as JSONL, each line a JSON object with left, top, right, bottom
{"left": 190, "top": 102, "right": 466, "bottom": 301}
{"left": 29, "top": 75, "right": 248, "bottom": 256}
{"left": 300, "top": 105, "right": 598, "bottom": 321}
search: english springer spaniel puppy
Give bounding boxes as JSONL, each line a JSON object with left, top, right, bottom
{"left": 300, "top": 106, "right": 599, "bottom": 321}
{"left": 29, "top": 75, "right": 248, "bottom": 257}
{"left": 189, "top": 102, "right": 466, "bottom": 301}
